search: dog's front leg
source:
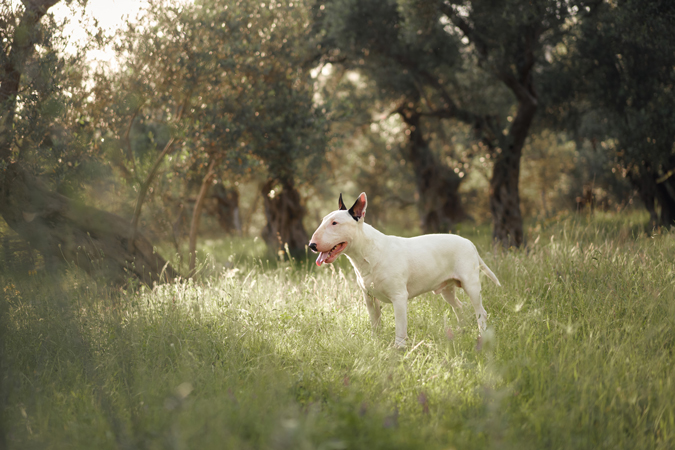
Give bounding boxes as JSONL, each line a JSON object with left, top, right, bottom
{"left": 364, "top": 294, "right": 381, "bottom": 332}
{"left": 392, "top": 296, "right": 408, "bottom": 348}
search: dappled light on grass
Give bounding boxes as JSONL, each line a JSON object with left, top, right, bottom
{"left": 2, "top": 214, "right": 675, "bottom": 449}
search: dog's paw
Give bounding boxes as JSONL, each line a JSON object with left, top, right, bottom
{"left": 393, "top": 337, "right": 407, "bottom": 349}
{"left": 475, "top": 327, "right": 495, "bottom": 352}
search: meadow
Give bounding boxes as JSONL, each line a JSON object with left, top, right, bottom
{"left": 1, "top": 212, "right": 674, "bottom": 449}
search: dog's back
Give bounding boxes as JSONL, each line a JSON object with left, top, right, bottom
{"left": 378, "top": 232, "right": 488, "bottom": 297}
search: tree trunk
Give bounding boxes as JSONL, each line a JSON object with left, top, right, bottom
{"left": 0, "top": 0, "right": 61, "bottom": 161}
{"left": 655, "top": 156, "right": 675, "bottom": 227}
{"left": 212, "top": 183, "right": 241, "bottom": 235}
{"left": 261, "top": 178, "right": 309, "bottom": 259}
{"left": 489, "top": 79, "right": 537, "bottom": 248}
{"left": 629, "top": 168, "right": 659, "bottom": 228}
{"left": 188, "top": 160, "right": 216, "bottom": 275}
{"left": 656, "top": 177, "right": 675, "bottom": 227}
{"left": 0, "top": 163, "right": 177, "bottom": 285}
{"left": 489, "top": 146, "right": 525, "bottom": 248}
{"left": 628, "top": 160, "right": 675, "bottom": 229}
{"left": 399, "top": 110, "right": 467, "bottom": 234}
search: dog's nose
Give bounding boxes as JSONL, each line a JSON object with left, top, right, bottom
{"left": 309, "top": 242, "right": 318, "bottom": 253}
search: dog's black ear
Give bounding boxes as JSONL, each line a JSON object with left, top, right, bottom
{"left": 338, "top": 193, "right": 347, "bottom": 211}
{"left": 348, "top": 192, "right": 367, "bottom": 222}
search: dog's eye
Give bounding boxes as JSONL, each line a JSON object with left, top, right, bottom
{"left": 332, "top": 221, "right": 338, "bottom": 225}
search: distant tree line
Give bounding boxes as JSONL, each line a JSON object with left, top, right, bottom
{"left": 1, "top": 0, "right": 673, "bottom": 285}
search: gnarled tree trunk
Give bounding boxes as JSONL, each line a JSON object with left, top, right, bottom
{"left": 261, "top": 178, "right": 309, "bottom": 259}
{"left": 0, "top": 164, "right": 177, "bottom": 285}
{"left": 399, "top": 109, "right": 467, "bottom": 234}
{"left": 631, "top": 159, "right": 675, "bottom": 228}
{"left": 656, "top": 176, "right": 675, "bottom": 227}
{"left": 212, "top": 183, "right": 241, "bottom": 235}
{"left": 0, "top": 0, "right": 61, "bottom": 161}
{"left": 489, "top": 148, "right": 525, "bottom": 248}
{"left": 488, "top": 69, "right": 538, "bottom": 248}
{"left": 655, "top": 155, "right": 675, "bottom": 227}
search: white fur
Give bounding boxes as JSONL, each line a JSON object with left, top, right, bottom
{"left": 310, "top": 193, "right": 500, "bottom": 347}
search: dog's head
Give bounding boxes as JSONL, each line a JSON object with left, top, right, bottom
{"left": 309, "top": 192, "right": 367, "bottom": 266}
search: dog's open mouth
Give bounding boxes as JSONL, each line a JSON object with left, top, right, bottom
{"left": 316, "top": 242, "right": 347, "bottom": 266}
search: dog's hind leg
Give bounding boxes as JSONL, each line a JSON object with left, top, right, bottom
{"left": 438, "top": 281, "right": 463, "bottom": 308}
{"left": 461, "top": 277, "right": 488, "bottom": 334}
{"left": 364, "top": 293, "right": 381, "bottom": 332}
{"left": 438, "top": 282, "right": 462, "bottom": 322}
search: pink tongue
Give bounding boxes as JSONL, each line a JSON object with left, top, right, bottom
{"left": 316, "top": 252, "right": 329, "bottom": 266}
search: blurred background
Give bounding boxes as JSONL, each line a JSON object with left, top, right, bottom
{"left": 1, "top": 0, "right": 674, "bottom": 284}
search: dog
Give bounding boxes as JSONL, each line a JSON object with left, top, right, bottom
{"left": 309, "top": 192, "right": 500, "bottom": 347}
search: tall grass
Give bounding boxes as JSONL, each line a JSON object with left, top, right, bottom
{"left": 1, "top": 213, "right": 674, "bottom": 449}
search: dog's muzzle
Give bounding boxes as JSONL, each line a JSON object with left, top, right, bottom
{"left": 308, "top": 242, "right": 318, "bottom": 253}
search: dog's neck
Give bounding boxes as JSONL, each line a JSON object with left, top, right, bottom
{"left": 344, "top": 222, "right": 384, "bottom": 275}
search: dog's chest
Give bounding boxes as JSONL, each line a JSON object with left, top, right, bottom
{"left": 348, "top": 258, "right": 395, "bottom": 302}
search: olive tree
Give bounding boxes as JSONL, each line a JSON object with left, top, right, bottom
{"left": 96, "top": 0, "right": 328, "bottom": 263}
{"left": 0, "top": 0, "right": 177, "bottom": 285}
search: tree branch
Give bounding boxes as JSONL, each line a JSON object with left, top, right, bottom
{"left": 438, "top": 2, "right": 488, "bottom": 59}
{"left": 189, "top": 158, "right": 217, "bottom": 276}
{"left": 129, "top": 137, "right": 179, "bottom": 247}
{"left": 495, "top": 67, "right": 537, "bottom": 107}
{"left": 129, "top": 95, "right": 189, "bottom": 248}
{"left": 123, "top": 104, "right": 142, "bottom": 178}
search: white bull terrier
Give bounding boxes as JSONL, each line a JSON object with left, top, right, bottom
{"left": 309, "top": 192, "right": 501, "bottom": 347}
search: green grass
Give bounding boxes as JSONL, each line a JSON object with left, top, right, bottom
{"left": 2, "top": 212, "right": 675, "bottom": 449}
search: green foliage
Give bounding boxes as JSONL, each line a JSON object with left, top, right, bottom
{"left": 0, "top": 1, "right": 104, "bottom": 196}
{"left": 94, "top": 0, "right": 328, "bottom": 186}
{"left": 78, "top": 0, "right": 333, "bottom": 249}
{"left": 540, "top": 0, "right": 675, "bottom": 222}
{"left": 551, "top": 0, "right": 675, "bottom": 168}
{"left": 2, "top": 213, "right": 675, "bottom": 449}
{"left": 319, "top": 0, "right": 462, "bottom": 96}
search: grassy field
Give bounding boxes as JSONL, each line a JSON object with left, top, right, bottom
{"left": 1, "top": 212, "right": 674, "bottom": 449}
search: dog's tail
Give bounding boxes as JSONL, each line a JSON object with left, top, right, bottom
{"left": 478, "top": 255, "right": 501, "bottom": 287}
